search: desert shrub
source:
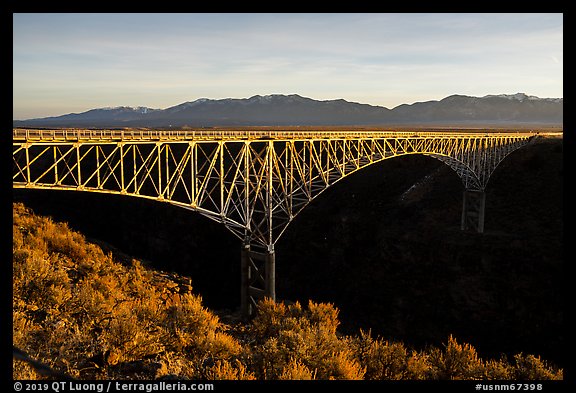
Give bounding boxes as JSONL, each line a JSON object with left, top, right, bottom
{"left": 99, "top": 305, "right": 165, "bottom": 364}
{"left": 512, "top": 354, "right": 563, "bottom": 380}
{"left": 12, "top": 203, "right": 241, "bottom": 380}
{"left": 44, "top": 221, "right": 89, "bottom": 262}
{"left": 155, "top": 352, "right": 195, "bottom": 379}
{"left": 307, "top": 300, "right": 340, "bottom": 334}
{"left": 348, "top": 329, "right": 433, "bottom": 380}
{"left": 13, "top": 359, "right": 39, "bottom": 380}
{"left": 404, "top": 351, "right": 432, "bottom": 380}
{"left": 428, "top": 335, "right": 484, "bottom": 380}
{"left": 13, "top": 247, "right": 71, "bottom": 311}
{"left": 319, "top": 351, "right": 366, "bottom": 380}
{"left": 483, "top": 358, "right": 514, "bottom": 380}
{"left": 248, "top": 298, "right": 365, "bottom": 380}
{"left": 277, "top": 357, "right": 316, "bottom": 380}
{"left": 160, "top": 292, "right": 242, "bottom": 362}
{"left": 202, "top": 359, "right": 256, "bottom": 380}
{"left": 13, "top": 310, "right": 43, "bottom": 379}
{"left": 250, "top": 298, "right": 299, "bottom": 338}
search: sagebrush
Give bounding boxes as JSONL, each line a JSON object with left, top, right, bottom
{"left": 12, "top": 203, "right": 563, "bottom": 380}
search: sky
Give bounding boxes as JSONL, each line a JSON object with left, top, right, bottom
{"left": 13, "top": 13, "right": 563, "bottom": 120}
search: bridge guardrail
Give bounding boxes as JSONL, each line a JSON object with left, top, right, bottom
{"left": 13, "top": 128, "right": 546, "bottom": 142}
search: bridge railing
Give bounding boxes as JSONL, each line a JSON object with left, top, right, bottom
{"left": 13, "top": 128, "right": 543, "bottom": 142}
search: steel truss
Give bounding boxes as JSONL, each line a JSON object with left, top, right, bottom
{"left": 13, "top": 129, "right": 536, "bottom": 316}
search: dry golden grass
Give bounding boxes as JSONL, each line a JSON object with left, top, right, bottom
{"left": 12, "top": 202, "right": 563, "bottom": 380}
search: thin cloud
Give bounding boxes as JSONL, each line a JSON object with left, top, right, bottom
{"left": 13, "top": 13, "right": 563, "bottom": 120}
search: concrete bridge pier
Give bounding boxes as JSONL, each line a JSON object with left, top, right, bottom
{"left": 240, "top": 242, "right": 276, "bottom": 318}
{"left": 461, "top": 189, "right": 486, "bottom": 233}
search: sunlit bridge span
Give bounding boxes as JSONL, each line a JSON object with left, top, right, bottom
{"left": 13, "top": 128, "right": 540, "bottom": 316}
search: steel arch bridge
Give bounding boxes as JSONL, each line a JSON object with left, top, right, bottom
{"left": 13, "top": 128, "right": 537, "bottom": 316}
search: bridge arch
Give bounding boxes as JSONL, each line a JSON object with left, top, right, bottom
{"left": 268, "top": 150, "right": 468, "bottom": 244}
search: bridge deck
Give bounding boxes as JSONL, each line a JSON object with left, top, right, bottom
{"left": 12, "top": 128, "right": 547, "bottom": 142}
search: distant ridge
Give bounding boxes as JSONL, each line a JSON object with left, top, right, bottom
{"left": 13, "top": 93, "right": 563, "bottom": 128}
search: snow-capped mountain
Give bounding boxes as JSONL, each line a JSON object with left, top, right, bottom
{"left": 482, "top": 93, "right": 562, "bottom": 103}
{"left": 13, "top": 93, "right": 562, "bottom": 128}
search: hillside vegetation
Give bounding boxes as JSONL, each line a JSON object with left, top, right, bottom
{"left": 13, "top": 202, "right": 562, "bottom": 380}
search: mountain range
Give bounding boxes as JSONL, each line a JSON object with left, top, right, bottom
{"left": 13, "top": 93, "right": 563, "bottom": 128}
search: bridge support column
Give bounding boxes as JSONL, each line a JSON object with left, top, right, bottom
{"left": 461, "top": 189, "right": 486, "bottom": 233}
{"left": 241, "top": 243, "right": 276, "bottom": 318}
